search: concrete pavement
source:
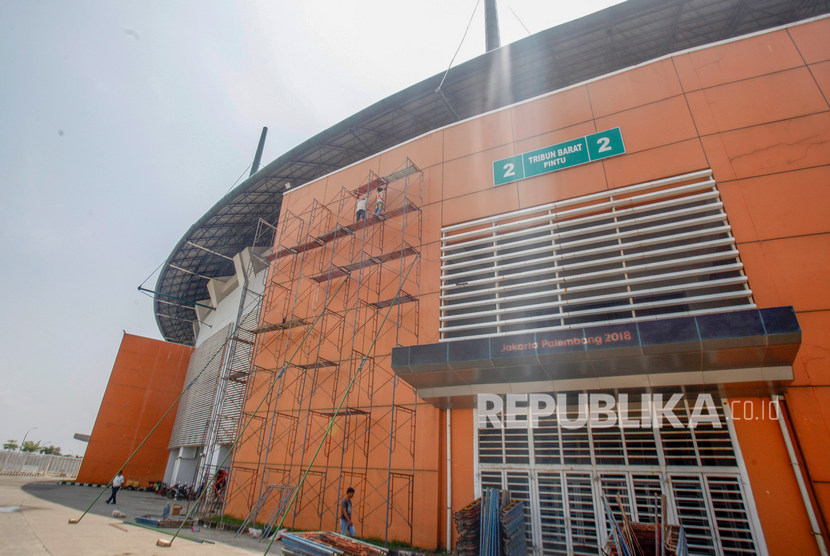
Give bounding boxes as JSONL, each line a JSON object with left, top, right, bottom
{"left": 0, "top": 475, "right": 282, "bottom": 555}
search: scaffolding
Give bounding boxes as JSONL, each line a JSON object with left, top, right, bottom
{"left": 224, "top": 158, "right": 423, "bottom": 544}
{"left": 192, "top": 219, "right": 275, "bottom": 519}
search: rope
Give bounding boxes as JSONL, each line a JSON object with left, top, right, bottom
{"left": 138, "top": 160, "right": 252, "bottom": 291}
{"left": 224, "top": 163, "right": 254, "bottom": 196}
{"left": 508, "top": 5, "right": 531, "bottom": 35}
{"left": 138, "top": 259, "right": 166, "bottom": 290}
{"left": 437, "top": 0, "right": 483, "bottom": 92}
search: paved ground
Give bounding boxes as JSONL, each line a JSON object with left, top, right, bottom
{"left": 0, "top": 475, "right": 283, "bottom": 555}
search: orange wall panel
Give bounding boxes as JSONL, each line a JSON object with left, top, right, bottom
{"left": 810, "top": 60, "right": 830, "bottom": 104}
{"left": 595, "top": 95, "right": 698, "bottom": 153}
{"left": 813, "top": 482, "right": 830, "bottom": 540}
{"left": 602, "top": 139, "right": 708, "bottom": 189}
{"left": 587, "top": 58, "right": 683, "bottom": 117}
{"left": 378, "top": 130, "right": 444, "bottom": 178}
{"left": 77, "top": 334, "right": 192, "bottom": 486}
{"left": 420, "top": 293, "right": 441, "bottom": 344}
{"left": 719, "top": 166, "right": 830, "bottom": 244}
{"left": 329, "top": 160, "right": 381, "bottom": 195}
{"left": 739, "top": 234, "right": 830, "bottom": 312}
{"left": 673, "top": 29, "right": 803, "bottom": 91}
{"left": 442, "top": 181, "right": 520, "bottom": 226}
{"left": 790, "top": 311, "right": 830, "bottom": 387}
{"left": 443, "top": 109, "right": 514, "bottom": 162}
{"left": 450, "top": 408, "right": 476, "bottom": 547}
{"left": 784, "top": 387, "right": 830, "bottom": 484}
{"left": 412, "top": 470, "right": 440, "bottom": 548}
{"left": 280, "top": 183, "right": 318, "bottom": 218}
{"left": 510, "top": 85, "right": 593, "bottom": 141}
{"left": 420, "top": 242, "right": 443, "bottom": 296}
{"left": 699, "top": 112, "right": 830, "bottom": 181}
{"left": 788, "top": 18, "right": 830, "bottom": 65}
{"left": 514, "top": 121, "right": 598, "bottom": 157}
{"left": 421, "top": 164, "right": 444, "bottom": 207}
{"left": 685, "top": 68, "right": 827, "bottom": 135}
{"left": 442, "top": 143, "right": 516, "bottom": 199}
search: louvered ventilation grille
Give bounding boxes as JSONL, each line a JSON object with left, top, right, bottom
{"left": 168, "top": 324, "right": 231, "bottom": 449}
{"left": 441, "top": 170, "right": 753, "bottom": 341}
{"left": 215, "top": 309, "right": 259, "bottom": 444}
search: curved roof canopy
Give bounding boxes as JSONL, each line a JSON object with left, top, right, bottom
{"left": 155, "top": 0, "right": 830, "bottom": 345}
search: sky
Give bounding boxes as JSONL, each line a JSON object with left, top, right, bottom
{"left": 0, "top": 0, "right": 624, "bottom": 457}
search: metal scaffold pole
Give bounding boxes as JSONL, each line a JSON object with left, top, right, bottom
{"left": 231, "top": 158, "right": 422, "bottom": 549}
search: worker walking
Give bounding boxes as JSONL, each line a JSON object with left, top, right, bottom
{"left": 340, "top": 486, "right": 357, "bottom": 537}
{"left": 105, "top": 470, "right": 124, "bottom": 504}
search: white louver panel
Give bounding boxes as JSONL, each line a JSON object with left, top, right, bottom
{"left": 168, "top": 323, "right": 231, "bottom": 449}
{"left": 441, "top": 170, "right": 753, "bottom": 341}
{"left": 565, "top": 472, "right": 599, "bottom": 556}
{"left": 214, "top": 309, "right": 258, "bottom": 444}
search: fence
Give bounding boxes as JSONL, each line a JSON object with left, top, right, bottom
{"left": 0, "top": 449, "right": 82, "bottom": 477}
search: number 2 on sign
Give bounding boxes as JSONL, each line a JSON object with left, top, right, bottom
{"left": 596, "top": 136, "right": 611, "bottom": 153}
{"left": 503, "top": 162, "right": 515, "bottom": 178}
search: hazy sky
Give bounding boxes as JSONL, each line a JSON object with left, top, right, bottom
{"left": 0, "top": 0, "right": 623, "bottom": 456}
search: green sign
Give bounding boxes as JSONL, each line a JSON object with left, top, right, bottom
{"left": 493, "top": 128, "right": 625, "bottom": 186}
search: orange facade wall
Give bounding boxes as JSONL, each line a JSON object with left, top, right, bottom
{"left": 241, "top": 16, "right": 830, "bottom": 551}
{"left": 77, "top": 333, "right": 192, "bottom": 487}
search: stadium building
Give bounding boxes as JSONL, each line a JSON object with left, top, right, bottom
{"left": 79, "top": 1, "right": 830, "bottom": 553}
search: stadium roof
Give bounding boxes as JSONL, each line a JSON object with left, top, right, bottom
{"left": 155, "top": 0, "right": 830, "bottom": 345}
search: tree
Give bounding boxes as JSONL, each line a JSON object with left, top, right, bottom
{"left": 3, "top": 440, "right": 18, "bottom": 451}
{"left": 20, "top": 440, "right": 42, "bottom": 453}
{"left": 39, "top": 445, "right": 62, "bottom": 456}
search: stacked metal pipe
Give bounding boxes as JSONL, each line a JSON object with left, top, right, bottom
{"left": 281, "top": 532, "right": 388, "bottom": 556}
{"left": 500, "top": 500, "right": 527, "bottom": 556}
{"left": 479, "top": 488, "right": 502, "bottom": 556}
{"left": 281, "top": 532, "right": 342, "bottom": 556}
{"left": 453, "top": 497, "right": 481, "bottom": 556}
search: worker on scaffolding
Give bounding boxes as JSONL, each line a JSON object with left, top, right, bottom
{"left": 374, "top": 186, "right": 385, "bottom": 215}
{"left": 355, "top": 193, "right": 367, "bottom": 222}
{"left": 340, "top": 486, "right": 357, "bottom": 537}
{"left": 213, "top": 468, "right": 228, "bottom": 499}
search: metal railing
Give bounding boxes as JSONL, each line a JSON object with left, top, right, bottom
{"left": 0, "top": 449, "right": 82, "bottom": 477}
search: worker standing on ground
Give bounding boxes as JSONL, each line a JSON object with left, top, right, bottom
{"left": 355, "top": 193, "right": 367, "bottom": 222}
{"left": 214, "top": 468, "right": 228, "bottom": 498}
{"left": 105, "top": 470, "right": 124, "bottom": 504}
{"left": 340, "top": 486, "right": 357, "bottom": 537}
{"left": 374, "top": 186, "right": 385, "bottom": 215}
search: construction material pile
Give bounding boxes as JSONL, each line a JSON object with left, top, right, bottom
{"left": 602, "top": 496, "right": 689, "bottom": 556}
{"left": 479, "top": 488, "right": 501, "bottom": 556}
{"left": 454, "top": 489, "right": 527, "bottom": 556}
{"left": 453, "top": 498, "right": 481, "bottom": 556}
{"left": 134, "top": 515, "right": 195, "bottom": 529}
{"left": 282, "top": 531, "right": 388, "bottom": 556}
{"left": 500, "top": 500, "right": 527, "bottom": 556}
